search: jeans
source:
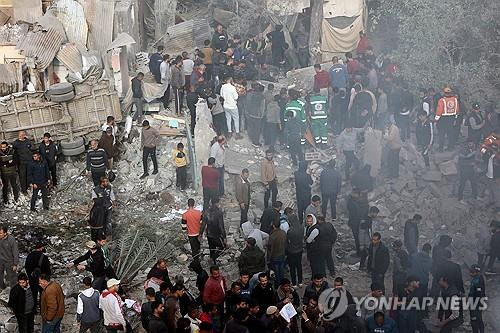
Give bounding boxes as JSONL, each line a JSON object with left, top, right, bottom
{"left": 437, "top": 116, "right": 456, "bottom": 150}
{"left": 264, "top": 179, "right": 278, "bottom": 208}
{"left": 343, "top": 150, "right": 359, "bottom": 179}
{"left": 49, "top": 164, "right": 58, "bottom": 187}
{"left": 187, "top": 92, "right": 198, "bottom": 134}
{"left": 216, "top": 166, "right": 225, "bottom": 195}
{"left": 80, "top": 320, "right": 101, "bottom": 333}
{"left": 386, "top": 148, "right": 400, "bottom": 178}
{"left": 161, "top": 84, "right": 171, "bottom": 108}
{"left": 269, "top": 256, "right": 285, "bottom": 287}
{"left": 457, "top": 168, "right": 477, "bottom": 200}
{"left": 1, "top": 173, "right": 19, "bottom": 203}
{"left": 189, "top": 236, "right": 201, "bottom": 258}
{"left": 173, "top": 87, "right": 184, "bottom": 115}
{"left": 240, "top": 204, "right": 249, "bottom": 225}
{"left": 176, "top": 166, "right": 187, "bottom": 189}
{"left": 203, "top": 187, "right": 219, "bottom": 210}
{"left": 297, "top": 197, "right": 309, "bottom": 224}
{"left": 370, "top": 272, "right": 385, "bottom": 294}
{"left": 322, "top": 244, "right": 335, "bottom": 275}
{"left": 0, "top": 260, "right": 16, "bottom": 289}
{"left": 142, "top": 147, "right": 158, "bottom": 174}
{"left": 287, "top": 252, "right": 303, "bottom": 285}
{"left": 18, "top": 162, "right": 29, "bottom": 193}
{"left": 225, "top": 107, "right": 240, "bottom": 133}
{"left": 42, "top": 317, "right": 62, "bottom": 333}
{"left": 31, "top": 183, "right": 49, "bottom": 210}
{"left": 132, "top": 98, "right": 144, "bottom": 122}
{"left": 349, "top": 221, "right": 360, "bottom": 254}
{"left": 321, "top": 192, "right": 338, "bottom": 220}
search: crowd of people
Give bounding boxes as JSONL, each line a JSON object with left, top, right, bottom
{"left": 0, "top": 20, "right": 499, "bottom": 333}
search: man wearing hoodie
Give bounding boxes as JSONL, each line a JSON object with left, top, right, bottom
{"left": 305, "top": 214, "right": 323, "bottom": 276}
{"left": 28, "top": 151, "right": 50, "bottom": 211}
{"left": 77, "top": 276, "right": 100, "bottom": 333}
{"left": 320, "top": 159, "right": 342, "bottom": 221}
{"left": 294, "top": 161, "right": 313, "bottom": 224}
{"left": 100, "top": 278, "right": 126, "bottom": 332}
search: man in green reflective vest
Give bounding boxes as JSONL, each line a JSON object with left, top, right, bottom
{"left": 309, "top": 87, "right": 329, "bottom": 146}
{"left": 284, "top": 89, "right": 307, "bottom": 145}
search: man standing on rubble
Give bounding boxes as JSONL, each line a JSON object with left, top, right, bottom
{"left": 201, "top": 202, "right": 226, "bottom": 265}
{"left": 201, "top": 157, "right": 220, "bottom": 210}
{"left": 294, "top": 161, "right": 312, "bottom": 224}
{"left": 367, "top": 232, "right": 390, "bottom": 294}
{"left": 435, "top": 87, "right": 460, "bottom": 151}
{"left": 329, "top": 57, "right": 349, "bottom": 91}
{"left": 261, "top": 149, "right": 278, "bottom": 209}
{"left": 131, "top": 72, "right": 145, "bottom": 123}
{"left": 149, "top": 45, "right": 164, "bottom": 84}
{"left": 385, "top": 122, "right": 402, "bottom": 179}
{"left": 28, "top": 151, "right": 50, "bottom": 212}
{"left": 160, "top": 54, "right": 172, "bottom": 110}
{"left": 309, "top": 87, "right": 329, "bottom": 146}
{"left": 0, "top": 225, "right": 19, "bottom": 290}
{"left": 141, "top": 120, "right": 160, "bottom": 179}
{"left": 171, "top": 57, "right": 186, "bottom": 115}
{"left": 12, "top": 130, "right": 33, "bottom": 195}
{"left": 86, "top": 139, "right": 108, "bottom": 186}
{"left": 89, "top": 176, "right": 115, "bottom": 241}
{"left": 39, "top": 133, "right": 58, "bottom": 188}
{"left": 457, "top": 141, "right": 478, "bottom": 202}
{"left": 246, "top": 83, "right": 266, "bottom": 147}
{"left": 235, "top": 168, "right": 251, "bottom": 225}
{"left": 320, "top": 160, "right": 342, "bottom": 221}
{"left": 182, "top": 198, "right": 203, "bottom": 259}
{"left": 210, "top": 136, "right": 226, "bottom": 196}
{"left": 0, "top": 141, "right": 20, "bottom": 206}
{"left": 68, "top": 240, "right": 107, "bottom": 292}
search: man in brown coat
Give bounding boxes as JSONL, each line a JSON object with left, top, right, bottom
{"left": 268, "top": 221, "right": 287, "bottom": 287}
{"left": 235, "top": 168, "right": 251, "bottom": 226}
{"left": 261, "top": 149, "right": 278, "bottom": 208}
{"left": 39, "top": 274, "right": 65, "bottom": 332}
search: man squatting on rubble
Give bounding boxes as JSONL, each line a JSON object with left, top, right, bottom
{"left": 3, "top": 25, "right": 500, "bottom": 333}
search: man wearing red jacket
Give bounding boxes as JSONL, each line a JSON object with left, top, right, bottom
{"left": 435, "top": 87, "right": 460, "bottom": 151}
{"left": 203, "top": 266, "right": 227, "bottom": 321}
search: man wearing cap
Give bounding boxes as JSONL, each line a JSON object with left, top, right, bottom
{"left": 468, "top": 264, "right": 485, "bottom": 333}
{"left": 25, "top": 242, "right": 51, "bottom": 312}
{"left": 467, "top": 102, "right": 486, "bottom": 144}
{"left": 141, "top": 120, "right": 160, "bottom": 179}
{"left": 100, "top": 278, "right": 126, "bottom": 332}
{"left": 68, "top": 241, "right": 107, "bottom": 292}
{"left": 435, "top": 87, "right": 460, "bottom": 151}
{"left": 27, "top": 151, "right": 50, "bottom": 211}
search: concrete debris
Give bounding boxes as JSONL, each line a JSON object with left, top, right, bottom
{"left": 422, "top": 170, "right": 442, "bottom": 182}
{"left": 439, "top": 159, "right": 458, "bottom": 176}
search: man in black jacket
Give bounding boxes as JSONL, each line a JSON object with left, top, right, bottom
{"left": 367, "top": 232, "right": 390, "bottom": 294}
{"left": 294, "top": 162, "right": 312, "bottom": 224}
{"left": 320, "top": 159, "right": 342, "bottom": 221}
{"left": 317, "top": 217, "right": 338, "bottom": 276}
{"left": 346, "top": 189, "right": 369, "bottom": 255}
{"left": 27, "top": 151, "right": 50, "bottom": 211}
{"left": 250, "top": 272, "right": 276, "bottom": 317}
{"left": 67, "top": 240, "right": 107, "bottom": 291}
{"left": 39, "top": 133, "right": 58, "bottom": 187}
{"left": 260, "top": 201, "right": 281, "bottom": 235}
{"left": 238, "top": 237, "right": 266, "bottom": 276}
{"left": 149, "top": 301, "right": 168, "bottom": 333}
{"left": 404, "top": 214, "right": 421, "bottom": 256}
{"left": 457, "top": 141, "right": 478, "bottom": 201}
{"left": 302, "top": 274, "right": 330, "bottom": 305}
{"left": 438, "top": 276, "right": 464, "bottom": 332}
{"left": 0, "top": 141, "right": 20, "bottom": 205}
{"left": 438, "top": 249, "right": 465, "bottom": 295}
{"left": 12, "top": 130, "right": 33, "bottom": 195}
{"left": 90, "top": 177, "right": 115, "bottom": 241}
{"left": 131, "top": 72, "right": 145, "bottom": 123}
{"left": 200, "top": 200, "right": 226, "bottom": 265}
{"left": 24, "top": 242, "right": 51, "bottom": 313}
{"left": 149, "top": 46, "right": 164, "bottom": 83}
{"left": 8, "top": 273, "right": 35, "bottom": 333}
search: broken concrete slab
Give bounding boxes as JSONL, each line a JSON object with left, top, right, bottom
{"left": 439, "top": 160, "right": 458, "bottom": 176}
{"left": 422, "top": 170, "right": 442, "bottom": 182}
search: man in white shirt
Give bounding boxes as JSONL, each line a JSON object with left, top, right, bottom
{"left": 160, "top": 54, "right": 171, "bottom": 110}
{"left": 182, "top": 51, "right": 195, "bottom": 93}
{"left": 220, "top": 77, "right": 241, "bottom": 140}
{"left": 100, "top": 279, "right": 126, "bottom": 332}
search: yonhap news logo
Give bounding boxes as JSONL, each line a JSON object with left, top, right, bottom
{"left": 352, "top": 296, "right": 488, "bottom": 312}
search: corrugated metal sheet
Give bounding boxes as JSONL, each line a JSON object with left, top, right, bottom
{"left": 82, "top": 0, "right": 115, "bottom": 53}
{"left": 0, "top": 63, "right": 22, "bottom": 96}
{"left": 164, "top": 19, "right": 210, "bottom": 55}
{"left": 56, "top": 43, "right": 83, "bottom": 73}
{"left": 16, "top": 26, "right": 65, "bottom": 70}
{"left": 106, "top": 32, "right": 136, "bottom": 51}
{"left": 52, "top": 0, "right": 88, "bottom": 46}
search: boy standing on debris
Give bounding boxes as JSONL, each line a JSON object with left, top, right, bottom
{"left": 141, "top": 120, "right": 160, "bottom": 179}
{"left": 173, "top": 142, "right": 189, "bottom": 190}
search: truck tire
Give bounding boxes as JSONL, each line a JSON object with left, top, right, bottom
{"left": 47, "top": 82, "right": 74, "bottom": 95}
{"left": 60, "top": 137, "right": 85, "bottom": 150}
{"left": 62, "top": 145, "right": 86, "bottom": 156}
{"left": 50, "top": 91, "right": 75, "bottom": 102}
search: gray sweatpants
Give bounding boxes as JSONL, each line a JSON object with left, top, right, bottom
{"left": 0, "top": 260, "right": 16, "bottom": 289}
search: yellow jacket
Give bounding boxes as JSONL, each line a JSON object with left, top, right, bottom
{"left": 172, "top": 149, "right": 189, "bottom": 167}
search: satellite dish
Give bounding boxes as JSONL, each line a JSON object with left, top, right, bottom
{"left": 318, "top": 287, "right": 348, "bottom": 321}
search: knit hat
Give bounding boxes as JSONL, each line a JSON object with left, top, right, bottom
{"left": 266, "top": 306, "right": 278, "bottom": 315}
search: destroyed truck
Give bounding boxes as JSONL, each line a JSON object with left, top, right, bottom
{"left": 0, "top": 79, "right": 122, "bottom": 156}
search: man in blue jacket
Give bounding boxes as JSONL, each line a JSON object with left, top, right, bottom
{"left": 28, "top": 151, "right": 50, "bottom": 211}
{"left": 366, "top": 311, "right": 398, "bottom": 332}
{"left": 329, "top": 56, "right": 349, "bottom": 90}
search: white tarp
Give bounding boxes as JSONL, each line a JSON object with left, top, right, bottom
{"left": 321, "top": 15, "right": 364, "bottom": 53}
{"left": 323, "top": 0, "right": 364, "bottom": 19}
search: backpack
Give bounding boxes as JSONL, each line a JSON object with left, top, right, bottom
{"left": 31, "top": 254, "right": 45, "bottom": 279}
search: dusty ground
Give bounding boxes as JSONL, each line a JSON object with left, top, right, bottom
{"left": 0, "top": 120, "right": 498, "bottom": 332}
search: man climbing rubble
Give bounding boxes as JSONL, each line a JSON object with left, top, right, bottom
{"left": 67, "top": 240, "right": 107, "bottom": 292}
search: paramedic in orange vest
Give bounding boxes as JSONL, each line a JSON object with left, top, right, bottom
{"left": 435, "top": 87, "right": 460, "bottom": 151}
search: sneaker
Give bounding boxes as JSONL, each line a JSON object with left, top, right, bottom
{"left": 140, "top": 173, "right": 149, "bottom": 179}
{"left": 152, "top": 170, "right": 158, "bottom": 175}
